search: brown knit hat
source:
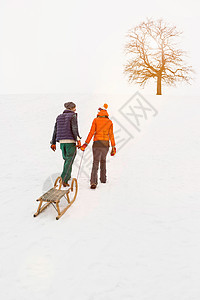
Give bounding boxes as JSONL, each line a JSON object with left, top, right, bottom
{"left": 64, "top": 102, "right": 76, "bottom": 110}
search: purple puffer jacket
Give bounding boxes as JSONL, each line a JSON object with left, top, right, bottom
{"left": 56, "top": 110, "right": 75, "bottom": 141}
{"left": 51, "top": 110, "right": 81, "bottom": 144}
{"left": 55, "top": 110, "right": 76, "bottom": 142}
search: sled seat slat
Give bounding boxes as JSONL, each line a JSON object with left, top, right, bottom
{"left": 34, "top": 177, "right": 78, "bottom": 220}
{"left": 37, "top": 188, "right": 70, "bottom": 203}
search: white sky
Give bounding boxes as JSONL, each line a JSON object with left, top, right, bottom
{"left": 0, "top": 0, "right": 200, "bottom": 95}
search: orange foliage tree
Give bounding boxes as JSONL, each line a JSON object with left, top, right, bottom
{"left": 124, "top": 19, "right": 193, "bottom": 95}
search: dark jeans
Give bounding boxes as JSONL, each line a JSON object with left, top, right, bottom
{"left": 90, "top": 143, "right": 109, "bottom": 184}
{"left": 60, "top": 143, "right": 76, "bottom": 183}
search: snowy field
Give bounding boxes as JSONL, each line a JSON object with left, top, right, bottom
{"left": 0, "top": 93, "right": 200, "bottom": 300}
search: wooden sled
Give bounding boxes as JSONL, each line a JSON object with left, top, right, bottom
{"left": 33, "top": 177, "right": 78, "bottom": 220}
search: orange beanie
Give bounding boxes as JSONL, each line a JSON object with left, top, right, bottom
{"left": 99, "top": 103, "right": 108, "bottom": 111}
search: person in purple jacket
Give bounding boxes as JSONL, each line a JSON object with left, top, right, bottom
{"left": 50, "top": 102, "right": 81, "bottom": 187}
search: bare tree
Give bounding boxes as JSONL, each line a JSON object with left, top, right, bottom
{"left": 124, "top": 19, "right": 193, "bottom": 95}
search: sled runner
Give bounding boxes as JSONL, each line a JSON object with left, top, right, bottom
{"left": 33, "top": 176, "right": 78, "bottom": 220}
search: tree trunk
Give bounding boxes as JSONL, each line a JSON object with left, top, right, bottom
{"left": 156, "top": 74, "right": 162, "bottom": 95}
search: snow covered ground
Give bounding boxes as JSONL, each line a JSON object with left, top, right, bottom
{"left": 0, "top": 93, "right": 200, "bottom": 300}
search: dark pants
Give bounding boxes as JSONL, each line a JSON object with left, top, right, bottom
{"left": 60, "top": 143, "right": 76, "bottom": 183}
{"left": 90, "top": 143, "right": 109, "bottom": 184}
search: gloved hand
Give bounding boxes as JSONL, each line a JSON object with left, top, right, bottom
{"left": 80, "top": 143, "right": 87, "bottom": 151}
{"left": 77, "top": 140, "right": 81, "bottom": 148}
{"left": 111, "top": 146, "right": 116, "bottom": 156}
{"left": 51, "top": 144, "right": 56, "bottom": 151}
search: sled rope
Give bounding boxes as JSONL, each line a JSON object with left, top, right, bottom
{"left": 76, "top": 151, "right": 84, "bottom": 180}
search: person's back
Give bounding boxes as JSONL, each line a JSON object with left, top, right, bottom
{"left": 85, "top": 108, "right": 115, "bottom": 147}
{"left": 81, "top": 103, "right": 116, "bottom": 189}
{"left": 56, "top": 110, "right": 76, "bottom": 141}
{"left": 50, "top": 102, "right": 81, "bottom": 187}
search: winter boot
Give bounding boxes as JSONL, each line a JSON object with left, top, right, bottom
{"left": 90, "top": 183, "right": 97, "bottom": 189}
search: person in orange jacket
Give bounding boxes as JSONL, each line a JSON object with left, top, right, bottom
{"left": 80, "top": 103, "right": 116, "bottom": 189}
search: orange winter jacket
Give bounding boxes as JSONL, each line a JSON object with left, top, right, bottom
{"left": 85, "top": 110, "right": 115, "bottom": 147}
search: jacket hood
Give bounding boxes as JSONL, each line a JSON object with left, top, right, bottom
{"left": 97, "top": 109, "right": 109, "bottom": 117}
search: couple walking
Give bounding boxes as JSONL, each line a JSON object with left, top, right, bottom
{"left": 50, "top": 102, "right": 116, "bottom": 189}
